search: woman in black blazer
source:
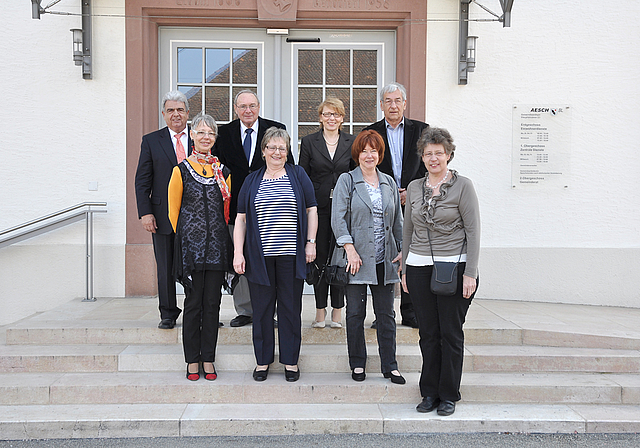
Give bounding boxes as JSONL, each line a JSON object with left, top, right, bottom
{"left": 299, "top": 98, "right": 354, "bottom": 328}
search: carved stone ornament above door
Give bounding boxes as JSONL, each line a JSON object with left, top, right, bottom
{"left": 257, "top": 0, "right": 299, "bottom": 21}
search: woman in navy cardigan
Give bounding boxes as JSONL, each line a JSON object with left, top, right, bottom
{"left": 233, "top": 127, "right": 318, "bottom": 382}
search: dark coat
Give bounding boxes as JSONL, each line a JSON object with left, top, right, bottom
{"left": 298, "top": 130, "right": 355, "bottom": 210}
{"left": 364, "top": 118, "right": 429, "bottom": 189}
{"left": 213, "top": 117, "right": 292, "bottom": 221}
{"left": 135, "top": 126, "right": 192, "bottom": 235}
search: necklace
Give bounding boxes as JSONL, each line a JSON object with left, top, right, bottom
{"left": 323, "top": 133, "right": 339, "bottom": 146}
{"left": 266, "top": 167, "right": 285, "bottom": 178}
{"left": 190, "top": 151, "right": 211, "bottom": 175}
{"left": 426, "top": 169, "right": 450, "bottom": 190}
{"left": 363, "top": 172, "right": 378, "bottom": 187}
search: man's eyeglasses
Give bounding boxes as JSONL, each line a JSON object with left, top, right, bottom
{"left": 236, "top": 104, "right": 259, "bottom": 111}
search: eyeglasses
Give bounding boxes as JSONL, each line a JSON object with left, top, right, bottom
{"left": 321, "top": 112, "right": 343, "bottom": 118}
{"left": 236, "top": 103, "right": 259, "bottom": 111}
{"left": 423, "top": 151, "right": 446, "bottom": 158}
{"left": 194, "top": 131, "right": 216, "bottom": 138}
{"left": 265, "top": 146, "right": 287, "bottom": 153}
{"left": 383, "top": 98, "right": 404, "bottom": 106}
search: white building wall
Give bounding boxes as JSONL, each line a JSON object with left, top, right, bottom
{"left": 0, "top": 1, "right": 126, "bottom": 325}
{"left": 426, "top": 0, "right": 640, "bottom": 307}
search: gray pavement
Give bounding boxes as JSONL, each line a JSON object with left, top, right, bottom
{"left": 2, "top": 434, "right": 640, "bottom": 448}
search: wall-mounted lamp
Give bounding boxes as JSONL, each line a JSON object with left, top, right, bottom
{"left": 458, "top": 0, "right": 474, "bottom": 85}
{"left": 465, "top": 35, "right": 478, "bottom": 73}
{"left": 70, "top": 28, "right": 83, "bottom": 66}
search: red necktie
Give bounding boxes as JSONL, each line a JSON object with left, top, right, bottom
{"left": 175, "top": 132, "right": 186, "bottom": 163}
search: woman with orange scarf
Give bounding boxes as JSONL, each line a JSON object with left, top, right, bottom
{"left": 168, "top": 113, "right": 232, "bottom": 382}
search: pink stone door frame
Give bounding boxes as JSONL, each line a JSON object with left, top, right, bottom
{"left": 125, "top": 0, "right": 427, "bottom": 296}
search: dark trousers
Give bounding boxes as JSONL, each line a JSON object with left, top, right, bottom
{"left": 151, "top": 232, "right": 180, "bottom": 321}
{"left": 182, "top": 270, "right": 224, "bottom": 363}
{"left": 247, "top": 256, "right": 304, "bottom": 366}
{"left": 314, "top": 209, "right": 345, "bottom": 310}
{"left": 405, "top": 263, "right": 477, "bottom": 402}
{"left": 345, "top": 263, "right": 398, "bottom": 373}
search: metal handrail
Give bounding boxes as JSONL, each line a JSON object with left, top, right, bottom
{"left": 0, "top": 202, "right": 107, "bottom": 301}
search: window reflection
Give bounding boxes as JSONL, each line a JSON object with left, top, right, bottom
{"left": 178, "top": 48, "right": 202, "bottom": 84}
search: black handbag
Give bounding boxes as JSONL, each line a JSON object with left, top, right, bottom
{"left": 427, "top": 229, "right": 464, "bottom": 296}
{"left": 325, "top": 173, "right": 354, "bottom": 287}
{"left": 306, "top": 262, "right": 321, "bottom": 286}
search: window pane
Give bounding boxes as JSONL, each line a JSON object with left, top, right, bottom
{"left": 326, "top": 50, "right": 350, "bottom": 85}
{"left": 325, "top": 88, "right": 350, "bottom": 123}
{"left": 205, "top": 86, "right": 230, "bottom": 123}
{"left": 178, "top": 48, "right": 202, "bottom": 83}
{"left": 352, "top": 125, "right": 367, "bottom": 135}
{"left": 298, "top": 50, "right": 323, "bottom": 85}
{"left": 178, "top": 86, "right": 202, "bottom": 120}
{"left": 206, "top": 48, "right": 229, "bottom": 83}
{"left": 352, "top": 88, "right": 377, "bottom": 123}
{"left": 233, "top": 49, "right": 257, "bottom": 84}
{"left": 353, "top": 50, "right": 377, "bottom": 86}
{"left": 298, "top": 88, "right": 322, "bottom": 122}
{"left": 298, "top": 125, "right": 318, "bottom": 140}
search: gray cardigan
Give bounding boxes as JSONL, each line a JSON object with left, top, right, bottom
{"left": 401, "top": 170, "right": 481, "bottom": 278}
{"left": 331, "top": 167, "right": 403, "bottom": 285}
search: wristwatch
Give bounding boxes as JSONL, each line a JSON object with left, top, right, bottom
{"left": 306, "top": 239, "right": 316, "bottom": 243}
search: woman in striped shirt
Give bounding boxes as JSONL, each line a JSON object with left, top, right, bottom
{"left": 233, "top": 127, "right": 318, "bottom": 383}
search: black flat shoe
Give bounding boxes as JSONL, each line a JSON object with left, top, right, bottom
{"left": 203, "top": 364, "right": 217, "bottom": 381}
{"left": 351, "top": 369, "right": 366, "bottom": 382}
{"left": 230, "top": 315, "right": 252, "bottom": 327}
{"left": 186, "top": 363, "right": 200, "bottom": 381}
{"left": 437, "top": 400, "right": 456, "bottom": 416}
{"left": 158, "top": 318, "right": 175, "bottom": 329}
{"left": 252, "top": 366, "right": 269, "bottom": 381}
{"left": 416, "top": 396, "right": 440, "bottom": 413}
{"left": 284, "top": 367, "right": 300, "bottom": 382}
{"left": 383, "top": 371, "right": 406, "bottom": 384}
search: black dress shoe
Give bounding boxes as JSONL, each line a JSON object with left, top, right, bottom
{"left": 230, "top": 315, "right": 252, "bottom": 327}
{"left": 218, "top": 322, "right": 224, "bottom": 327}
{"left": 370, "top": 320, "right": 377, "bottom": 329}
{"left": 416, "top": 396, "right": 440, "bottom": 413}
{"left": 351, "top": 369, "right": 366, "bottom": 382}
{"left": 158, "top": 318, "right": 175, "bottom": 329}
{"left": 401, "top": 316, "right": 419, "bottom": 328}
{"left": 252, "top": 366, "right": 269, "bottom": 381}
{"left": 437, "top": 400, "right": 456, "bottom": 416}
{"left": 284, "top": 367, "right": 300, "bottom": 382}
{"left": 383, "top": 371, "right": 406, "bottom": 384}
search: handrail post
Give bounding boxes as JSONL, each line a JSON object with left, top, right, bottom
{"left": 83, "top": 208, "right": 97, "bottom": 302}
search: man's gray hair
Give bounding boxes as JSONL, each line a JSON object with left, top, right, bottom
{"left": 191, "top": 113, "right": 218, "bottom": 136}
{"left": 379, "top": 82, "right": 407, "bottom": 102}
{"left": 162, "top": 90, "right": 189, "bottom": 112}
{"left": 234, "top": 89, "right": 260, "bottom": 106}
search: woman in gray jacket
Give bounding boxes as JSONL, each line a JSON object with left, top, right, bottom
{"left": 331, "top": 130, "right": 405, "bottom": 384}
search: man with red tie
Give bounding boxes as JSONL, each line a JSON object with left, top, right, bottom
{"left": 135, "top": 91, "right": 191, "bottom": 329}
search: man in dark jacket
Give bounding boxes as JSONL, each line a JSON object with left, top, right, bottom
{"left": 365, "top": 82, "right": 428, "bottom": 329}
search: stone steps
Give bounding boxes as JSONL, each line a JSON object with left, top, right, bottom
{"left": 0, "top": 371, "right": 638, "bottom": 406}
{"left": 8, "top": 324, "right": 640, "bottom": 350}
{"left": 1, "top": 402, "right": 639, "bottom": 439}
{"left": 2, "top": 343, "right": 639, "bottom": 374}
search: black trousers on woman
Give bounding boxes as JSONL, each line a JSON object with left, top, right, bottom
{"left": 247, "top": 256, "right": 304, "bottom": 366}
{"left": 405, "top": 263, "right": 477, "bottom": 402}
{"left": 182, "top": 269, "right": 224, "bottom": 364}
{"left": 313, "top": 206, "right": 345, "bottom": 310}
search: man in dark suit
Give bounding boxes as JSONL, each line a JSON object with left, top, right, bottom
{"left": 365, "top": 82, "right": 428, "bottom": 329}
{"left": 213, "top": 90, "right": 292, "bottom": 327}
{"left": 135, "top": 91, "right": 191, "bottom": 329}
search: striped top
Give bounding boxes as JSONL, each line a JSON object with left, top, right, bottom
{"left": 255, "top": 175, "right": 298, "bottom": 256}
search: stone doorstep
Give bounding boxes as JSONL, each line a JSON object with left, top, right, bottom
{"left": 8, "top": 324, "right": 640, "bottom": 350}
{"left": 1, "top": 403, "right": 640, "bottom": 440}
{"left": 2, "top": 343, "right": 640, "bottom": 374}
{"left": 0, "top": 371, "right": 638, "bottom": 406}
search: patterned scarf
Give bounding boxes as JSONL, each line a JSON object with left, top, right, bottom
{"left": 191, "top": 151, "right": 231, "bottom": 223}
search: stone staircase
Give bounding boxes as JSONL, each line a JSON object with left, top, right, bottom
{"left": 1, "top": 296, "right": 639, "bottom": 439}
